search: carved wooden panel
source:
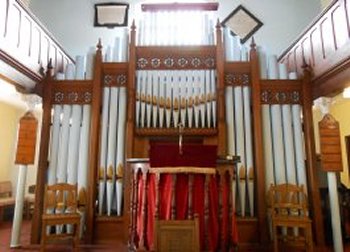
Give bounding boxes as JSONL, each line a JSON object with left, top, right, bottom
{"left": 225, "top": 73, "right": 250, "bottom": 86}
{"left": 155, "top": 219, "right": 200, "bottom": 252}
{"left": 51, "top": 81, "right": 93, "bottom": 104}
{"left": 319, "top": 114, "right": 343, "bottom": 172}
{"left": 260, "top": 80, "right": 303, "bottom": 104}
{"left": 136, "top": 46, "right": 216, "bottom": 70}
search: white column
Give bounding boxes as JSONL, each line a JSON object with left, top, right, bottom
{"left": 314, "top": 97, "right": 343, "bottom": 252}
{"left": 328, "top": 172, "right": 344, "bottom": 252}
{"left": 10, "top": 165, "right": 27, "bottom": 248}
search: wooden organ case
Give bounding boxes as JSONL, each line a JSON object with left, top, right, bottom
{"left": 31, "top": 2, "right": 325, "bottom": 250}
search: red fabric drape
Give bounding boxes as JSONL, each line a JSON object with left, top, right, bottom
{"left": 137, "top": 143, "right": 238, "bottom": 250}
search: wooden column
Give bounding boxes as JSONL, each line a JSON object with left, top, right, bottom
{"left": 85, "top": 41, "right": 103, "bottom": 243}
{"left": 249, "top": 39, "right": 269, "bottom": 243}
{"left": 215, "top": 19, "right": 226, "bottom": 156}
{"left": 30, "top": 63, "right": 53, "bottom": 244}
{"left": 126, "top": 21, "right": 136, "bottom": 158}
{"left": 301, "top": 64, "right": 325, "bottom": 246}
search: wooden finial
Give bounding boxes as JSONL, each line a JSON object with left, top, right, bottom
{"left": 216, "top": 18, "right": 221, "bottom": 29}
{"left": 302, "top": 55, "right": 308, "bottom": 69}
{"left": 250, "top": 37, "right": 256, "bottom": 50}
{"left": 97, "top": 38, "right": 102, "bottom": 51}
{"left": 301, "top": 55, "right": 312, "bottom": 75}
{"left": 45, "top": 58, "right": 53, "bottom": 78}
{"left": 131, "top": 19, "right": 136, "bottom": 30}
{"left": 47, "top": 58, "right": 53, "bottom": 70}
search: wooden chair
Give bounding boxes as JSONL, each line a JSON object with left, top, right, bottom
{"left": 25, "top": 184, "right": 35, "bottom": 219}
{"left": 40, "top": 183, "right": 80, "bottom": 251}
{"left": 267, "top": 183, "right": 313, "bottom": 252}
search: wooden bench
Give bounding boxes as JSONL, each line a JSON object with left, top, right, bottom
{"left": 0, "top": 181, "right": 15, "bottom": 221}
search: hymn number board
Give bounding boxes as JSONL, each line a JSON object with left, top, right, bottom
{"left": 15, "top": 112, "right": 38, "bottom": 165}
{"left": 319, "top": 114, "right": 343, "bottom": 172}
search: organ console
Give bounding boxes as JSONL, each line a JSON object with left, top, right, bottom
{"left": 30, "top": 2, "right": 324, "bottom": 250}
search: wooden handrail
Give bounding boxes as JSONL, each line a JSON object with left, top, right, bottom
{"left": 278, "top": 0, "right": 350, "bottom": 98}
{"left": 0, "top": 0, "right": 73, "bottom": 90}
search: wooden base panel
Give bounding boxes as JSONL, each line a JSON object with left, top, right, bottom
{"left": 93, "top": 217, "right": 127, "bottom": 244}
{"left": 236, "top": 217, "right": 260, "bottom": 244}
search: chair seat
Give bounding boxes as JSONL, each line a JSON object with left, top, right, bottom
{"left": 273, "top": 216, "right": 312, "bottom": 226}
{"left": 0, "top": 197, "right": 15, "bottom": 206}
{"left": 42, "top": 213, "right": 80, "bottom": 225}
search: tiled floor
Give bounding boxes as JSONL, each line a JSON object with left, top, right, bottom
{"left": 0, "top": 220, "right": 128, "bottom": 251}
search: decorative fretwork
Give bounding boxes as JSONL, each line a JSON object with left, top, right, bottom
{"left": 103, "top": 74, "right": 127, "bottom": 87}
{"left": 260, "top": 90, "right": 302, "bottom": 104}
{"left": 260, "top": 79, "right": 303, "bottom": 104}
{"left": 52, "top": 90, "right": 93, "bottom": 104}
{"left": 225, "top": 73, "right": 250, "bottom": 86}
{"left": 51, "top": 81, "right": 93, "bottom": 104}
{"left": 137, "top": 56, "right": 215, "bottom": 69}
{"left": 135, "top": 45, "right": 217, "bottom": 70}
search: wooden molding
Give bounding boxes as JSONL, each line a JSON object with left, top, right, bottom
{"left": 141, "top": 2, "right": 219, "bottom": 12}
{"left": 136, "top": 46, "right": 216, "bottom": 70}
{"left": 0, "top": 49, "right": 42, "bottom": 84}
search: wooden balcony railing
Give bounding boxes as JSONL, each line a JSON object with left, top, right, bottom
{"left": 279, "top": 0, "right": 350, "bottom": 98}
{"left": 0, "top": 0, "right": 73, "bottom": 90}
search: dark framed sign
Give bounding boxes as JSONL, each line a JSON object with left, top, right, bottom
{"left": 94, "top": 3, "right": 129, "bottom": 28}
{"left": 221, "top": 5, "right": 263, "bottom": 43}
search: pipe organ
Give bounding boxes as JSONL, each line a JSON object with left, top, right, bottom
{"left": 31, "top": 2, "right": 324, "bottom": 249}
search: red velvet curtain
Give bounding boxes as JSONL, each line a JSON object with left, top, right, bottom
{"left": 136, "top": 143, "right": 238, "bottom": 250}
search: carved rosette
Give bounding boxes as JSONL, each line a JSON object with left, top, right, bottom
{"left": 260, "top": 90, "right": 302, "bottom": 104}
{"left": 52, "top": 90, "right": 93, "bottom": 104}
{"left": 136, "top": 56, "right": 216, "bottom": 69}
{"left": 104, "top": 74, "right": 127, "bottom": 87}
{"left": 225, "top": 73, "right": 250, "bottom": 86}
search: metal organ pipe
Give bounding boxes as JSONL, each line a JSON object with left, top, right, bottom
{"left": 48, "top": 73, "right": 64, "bottom": 186}
{"left": 116, "top": 87, "right": 127, "bottom": 216}
{"left": 268, "top": 55, "right": 287, "bottom": 185}
{"left": 243, "top": 86, "right": 254, "bottom": 217}
{"left": 187, "top": 71, "right": 194, "bottom": 128}
{"left": 97, "top": 32, "right": 128, "bottom": 216}
{"left": 67, "top": 56, "right": 84, "bottom": 186}
{"left": 280, "top": 64, "right": 297, "bottom": 185}
{"left": 106, "top": 86, "right": 119, "bottom": 216}
{"left": 98, "top": 87, "right": 110, "bottom": 215}
{"left": 56, "top": 64, "right": 74, "bottom": 184}
{"left": 224, "top": 29, "right": 255, "bottom": 217}
{"left": 289, "top": 72, "right": 308, "bottom": 190}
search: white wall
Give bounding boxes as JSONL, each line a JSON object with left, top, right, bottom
{"left": 29, "top": 0, "right": 321, "bottom": 58}
{"left": 0, "top": 85, "right": 41, "bottom": 196}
